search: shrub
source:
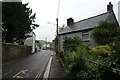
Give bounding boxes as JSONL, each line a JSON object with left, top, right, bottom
{"left": 62, "top": 37, "right": 86, "bottom": 78}
{"left": 89, "top": 45, "right": 111, "bottom": 57}
{"left": 61, "top": 36, "right": 120, "bottom": 79}
{"left": 91, "top": 21, "right": 120, "bottom": 45}
{"left": 63, "top": 37, "right": 83, "bottom": 52}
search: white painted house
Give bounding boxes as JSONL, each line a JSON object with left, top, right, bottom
{"left": 24, "top": 31, "right": 36, "bottom": 53}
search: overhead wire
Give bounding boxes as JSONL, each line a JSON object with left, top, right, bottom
{"left": 46, "top": 0, "right": 61, "bottom": 41}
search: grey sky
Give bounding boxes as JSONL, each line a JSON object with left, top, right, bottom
{"left": 22, "top": 0, "right": 120, "bottom": 42}
{"left": 2, "top": 0, "right": 21, "bottom": 2}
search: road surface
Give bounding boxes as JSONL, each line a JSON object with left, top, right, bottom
{"left": 1, "top": 50, "right": 52, "bottom": 79}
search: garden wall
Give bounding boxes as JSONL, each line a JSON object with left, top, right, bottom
{"left": 2, "top": 43, "right": 32, "bottom": 63}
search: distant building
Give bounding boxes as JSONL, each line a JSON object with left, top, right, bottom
{"left": 118, "top": 1, "right": 120, "bottom": 25}
{"left": 58, "top": 2, "right": 119, "bottom": 52}
{"left": 24, "top": 31, "right": 36, "bottom": 53}
{"left": 35, "top": 40, "right": 41, "bottom": 51}
{"left": 40, "top": 40, "right": 46, "bottom": 50}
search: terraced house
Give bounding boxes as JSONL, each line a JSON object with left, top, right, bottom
{"left": 58, "top": 2, "right": 119, "bottom": 52}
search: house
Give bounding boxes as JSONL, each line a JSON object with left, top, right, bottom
{"left": 58, "top": 2, "right": 119, "bottom": 52}
{"left": 24, "top": 31, "right": 36, "bottom": 53}
{"left": 35, "top": 40, "right": 41, "bottom": 51}
{"left": 39, "top": 40, "right": 46, "bottom": 50}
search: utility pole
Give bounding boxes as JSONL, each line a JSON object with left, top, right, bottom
{"left": 56, "top": 18, "right": 58, "bottom": 36}
{"left": 45, "top": 37, "right": 47, "bottom": 49}
{"left": 56, "top": 18, "right": 59, "bottom": 54}
{"left": 56, "top": 0, "right": 60, "bottom": 54}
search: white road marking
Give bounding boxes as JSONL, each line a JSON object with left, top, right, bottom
{"left": 12, "top": 70, "right": 23, "bottom": 78}
{"left": 16, "top": 76, "right": 23, "bottom": 78}
{"left": 34, "top": 52, "right": 53, "bottom": 80}
{"left": 12, "top": 70, "right": 29, "bottom": 78}
{"left": 34, "top": 69, "right": 42, "bottom": 79}
{"left": 43, "top": 52, "right": 53, "bottom": 78}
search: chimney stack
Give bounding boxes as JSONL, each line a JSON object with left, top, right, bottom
{"left": 67, "top": 18, "right": 74, "bottom": 26}
{"left": 107, "top": 2, "right": 113, "bottom": 12}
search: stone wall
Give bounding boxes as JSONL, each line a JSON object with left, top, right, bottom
{"left": 2, "top": 43, "right": 32, "bottom": 63}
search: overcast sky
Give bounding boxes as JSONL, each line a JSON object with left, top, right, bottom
{"left": 22, "top": 0, "right": 120, "bottom": 42}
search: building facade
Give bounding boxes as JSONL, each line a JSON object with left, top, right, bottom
{"left": 58, "top": 2, "right": 119, "bottom": 52}
{"left": 24, "top": 31, "right": 36, "bottom": 53}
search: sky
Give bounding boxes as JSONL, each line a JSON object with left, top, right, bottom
{"left": 22, "top": 0, "right": 120, "bottom": 42}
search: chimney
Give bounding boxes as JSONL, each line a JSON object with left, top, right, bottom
{"left": 107, "top": 2, "right": 113, "bottom": 12}
{"left": 67, "top": 18, "right": 74, "bottom": 26}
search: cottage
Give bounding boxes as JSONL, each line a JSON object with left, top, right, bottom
{"left": 58, "top": 2, "right": 119, "bottom": 52}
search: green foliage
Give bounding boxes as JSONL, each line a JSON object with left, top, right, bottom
{"left": 2, "top": 2, "right": 39, "bottom": 44}
{"left": 62, "top": 36, "right": 120, "bottom": 79}
{"left": 62, "top": 37, "right": 86, "bottom": 78}
{"left": 63, "top": 37, "right": 82, "bottom": 52}
{"left": 91, "top": 21, "right": 120, "bottom": 45}
{"left": 59, "top": 24, "right": 65, "bottom": 32}
{"left": 35, "top": 40, "right": 40, "bottom": 43}
{"left": 89, "top": 45, "right": 111, "bottom": 57}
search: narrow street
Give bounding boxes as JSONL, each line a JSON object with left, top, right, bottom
{"left": 1, "top": 50, "right": 52, "bottom": 79}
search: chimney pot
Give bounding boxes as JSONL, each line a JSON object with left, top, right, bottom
{"left": 67, "top": 17, "right": 74, "bottom": 26}
{"left": 107, "top": 2, "right": 113, "bottom": 12}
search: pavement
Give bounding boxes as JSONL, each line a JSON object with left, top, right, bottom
{"left": 48, "top": 52, "right": 65, "bottom": 79}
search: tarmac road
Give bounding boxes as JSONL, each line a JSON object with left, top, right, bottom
{"left": 1, "top": 50, "right": 52, "bottom": 79}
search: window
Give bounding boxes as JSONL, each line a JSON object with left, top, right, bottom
{"left": 82, "top": 31, "right": 90, "bottom": 42}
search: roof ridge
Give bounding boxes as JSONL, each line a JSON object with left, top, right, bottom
{"left": 74, "top": 11, "right": 109, "bottom": 24}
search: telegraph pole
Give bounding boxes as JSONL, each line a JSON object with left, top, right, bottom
{"left": 45, "top": 37, "right": 47, "bottom": 49}
{"left": 56, "top": 18, "right": 58, "bottom": 36}
{"left": 56, "top": 18, "right": 59, "bottom": 54}
{"left": 56, "top": 0, "right": 60, "bottom": 54}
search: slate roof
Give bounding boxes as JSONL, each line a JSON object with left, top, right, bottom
{"left": 59, "top": 11, "right": 119, "bottom": 35}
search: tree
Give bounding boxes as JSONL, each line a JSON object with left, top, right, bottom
{"left": 59, "top": 24, "right": 65, "bottom": 32}
{"left": 2, "top": 2, "right": 39, "bottom": 44}
{"left": 91, "top": 21, "right": 120, "bottom": 45}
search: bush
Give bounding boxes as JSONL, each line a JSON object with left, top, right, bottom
{"left": 61, "top": 36, "right": 120, "bottom": 79}
{"left": 89, "top": 45, "right": 111, "bottom": 57}
{"left": 91, "top": 21, "right": 120, "bottom": 45}
{"left": 63, "top": 37, "right": 83, "bottom": 52}
{"left": 62, "top": 37, "right": 86, "bottom": 78}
